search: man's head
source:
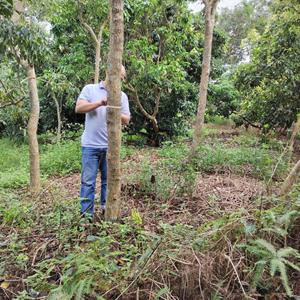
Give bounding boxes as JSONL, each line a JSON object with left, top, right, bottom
{"left": 105, "top": 64, "right": 126, "bottom": 82}
{"left": 120, "top": 65, "right": 126, "bottom": 81}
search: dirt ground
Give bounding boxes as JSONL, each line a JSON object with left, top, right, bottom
{"left": 47, "top": 168, "right": 266, "bottom": 229}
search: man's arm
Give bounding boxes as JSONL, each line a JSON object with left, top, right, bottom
{"left": 75, "top": 99, "right": 107, "bottom": 113}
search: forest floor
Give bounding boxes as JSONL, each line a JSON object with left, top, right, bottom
{"left": 1, "top": 125, "right": 300, "bottom": 299}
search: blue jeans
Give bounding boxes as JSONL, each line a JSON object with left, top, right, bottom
{"left": 80, "top": 147, "right": 107, "bottom": 216}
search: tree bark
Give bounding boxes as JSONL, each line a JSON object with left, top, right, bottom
{"left": 24, "top": 63, "right": 41, "bottom": 193}
{"left": 105, "top": 0, "right": 124, "bottom": 221}
{"left": 53, "top": 94, "right": 61, "bottom": 143}
{"left": 192, "top": 0, "right": 218, "bottom": 153}
{"left": 94, "top": 42, "right": 101, "bottom": 83}
{"left": 280, "top": 159, "right": 300, "bottom": 196}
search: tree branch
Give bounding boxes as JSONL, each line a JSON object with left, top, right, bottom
{"left": 0, "top": 97, "right": 24, "bottom": 109}
{"left": 79, "top": 16, "right": 98, "bottom": 45}
{"left": 127, "top": 84, "right": 154, "bottom": 121}
{"left": 127, "top": 84, "right": 160, "bottom": 133}
{"left": 98, "top": 19, "right": 108, "bottom": 41}
{"left": 152, "top": 88, "right": 161, "bottom": 117}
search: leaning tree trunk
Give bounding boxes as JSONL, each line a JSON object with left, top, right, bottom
{"left": 105, "top": 0, "right": 124, "bottom": 221}
{"left": 280, "top": 159, "right": 300, "bottom": 196}
{"left": 192, "top": 0, "right": 218, "bottom": 153}
{"left": 24, "top": 63, "right": 41, "bottom": 193}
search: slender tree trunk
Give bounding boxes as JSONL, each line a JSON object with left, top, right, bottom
{"left": 94, "top": 42, "right": 101, "bottom": 83}
{"left": 25, "top": 64, "right": 41, "bottom": 193}
{"left": 80, "top": 19, "right": 106, "bottom": 83}
{"left": 53, "top": 94, "right": 61, "bottom": 143}
{"left": 12, "top": 0, "right": 40, "bottom": 193}
{"left": 105, "top": 0, "right": 124, "bottom": 221}
{"left": 192, "top": 0, "right": 218, "bottom": 153}
{"left": 280, "top": 159, "right": 300, "bottom": 196}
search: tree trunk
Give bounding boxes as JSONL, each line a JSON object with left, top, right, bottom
{"left": 12, "top": 0, "right": 40, "bottom": 193}
{"left": 94, "top": 42, "right": 101, "bottom": 83}
{"left": 80, "top": 19, "right": 106, "bottom": 83}
{"left": 53, "top": 94, "right": 61, "bottom": 143}
{"left": 105, "top": 0, "right": 124, "bottom": 221}
{"left": 280, "top": 159, "right": 300, "bottom": 196}
{"left": 25, "top": 64, "right": 41, "bottom": 193}
{"left": 192, "top": 0, "right": 218, "bottom": 153}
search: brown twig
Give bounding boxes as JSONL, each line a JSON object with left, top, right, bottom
{"left": 31, "top": 239, "right": 55, "bottom": 266}
{"left": 224, "top": 254, "right": 254, "bottom": 300}
{"left": 192, "top": 247, "right": 205, "bottom": 300}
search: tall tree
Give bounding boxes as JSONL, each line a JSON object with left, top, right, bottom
{"left": 0, "top": 0, "right": 47, "bottom": 193}
{"left": 105, "top": 0, "right": 124, "bottom": 220}
{"left": 192, "top": 0, "right": 219, "bottom": 153}
{"left": 234, "top": 0, "right": 300, "bottom": 131}
{"left": 217, "top": 0, "right": 271, "bottom": 65}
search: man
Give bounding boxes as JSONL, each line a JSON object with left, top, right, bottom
{"left": 75, "top": 65, "right": 130, "bottom": 217}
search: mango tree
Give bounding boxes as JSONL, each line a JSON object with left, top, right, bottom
{"left": 0, "top": 0, "right": 49, "bottom": 193}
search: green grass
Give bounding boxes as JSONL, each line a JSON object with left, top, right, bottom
{"left": 0, "top": 138, "right": 82, "bottom": 188}
{"left": 0, "top": 129, "right": 290, "bottom": 191}
{"left": 0, "top": 137, "right": 140, "bottom": 189}
{"left": 157, "top": 139, "right": 289, "bottom": 181}
{"left": 0, "top": 139, "right": 29, "bottom": 188}
{"left": 40, "top": 141, "right": 81, "bottom": 176}
{"left": 0, "top": 131, "right": 298, "bottom": 299}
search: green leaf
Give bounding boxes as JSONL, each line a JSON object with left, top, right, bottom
{"left": 155, "top": 287, "right": 170, "bottom": 299}
{"left": 278, "top": 247, "right": 300, "bottom": 259}
{"left": 252, "top": 260, "right": 266, "bottom": 287}
{"left": 253, "top": 239, "right": 277, "bottom": 256}
{"left": 277, "top": 260, "right": 293, "bottom": 297}
{"left": 282, "top": 259, "right": 300, "bottom": 273}
{"left": 270, "top": 258, "right": 279, "bottom": 277}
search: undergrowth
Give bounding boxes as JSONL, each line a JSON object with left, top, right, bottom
{"left": 0, "top": 130, "right": 299, "bottom": 299}
{"left": 1, "top": 188, "right": 300, "bottom": 299}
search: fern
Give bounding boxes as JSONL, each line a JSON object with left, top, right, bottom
{"left": 278, "top": 210, "right": 299, "bottom": 227}
{"left": 246, "top": 238, "right": 300, "bottom": 297}
{"left": 282, "top": 258, "right": 300, "bottom": 273}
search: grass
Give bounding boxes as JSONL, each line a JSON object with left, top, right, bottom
{"left": 0, "top": 128, "right": 291, "bottom": 191}
{"left": 1, "top": 185, "right": 300, "bottom": 299}
{"left": 0, "top": 139, "right": 82, "bottom": 188}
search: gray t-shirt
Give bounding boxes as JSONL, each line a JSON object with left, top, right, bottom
{"left": 77, "top": 81, "right": 130, "bottom": 148}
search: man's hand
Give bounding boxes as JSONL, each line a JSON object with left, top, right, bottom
{"left": 121, "top": 114, "right": 130, "bottom": 125}
{"left": 101, "top": 98, "right": 107, "bottom": 106}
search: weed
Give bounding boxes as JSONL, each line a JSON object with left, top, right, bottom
{"left": 243, "top": 239, "right": 300, "bottom": 297}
